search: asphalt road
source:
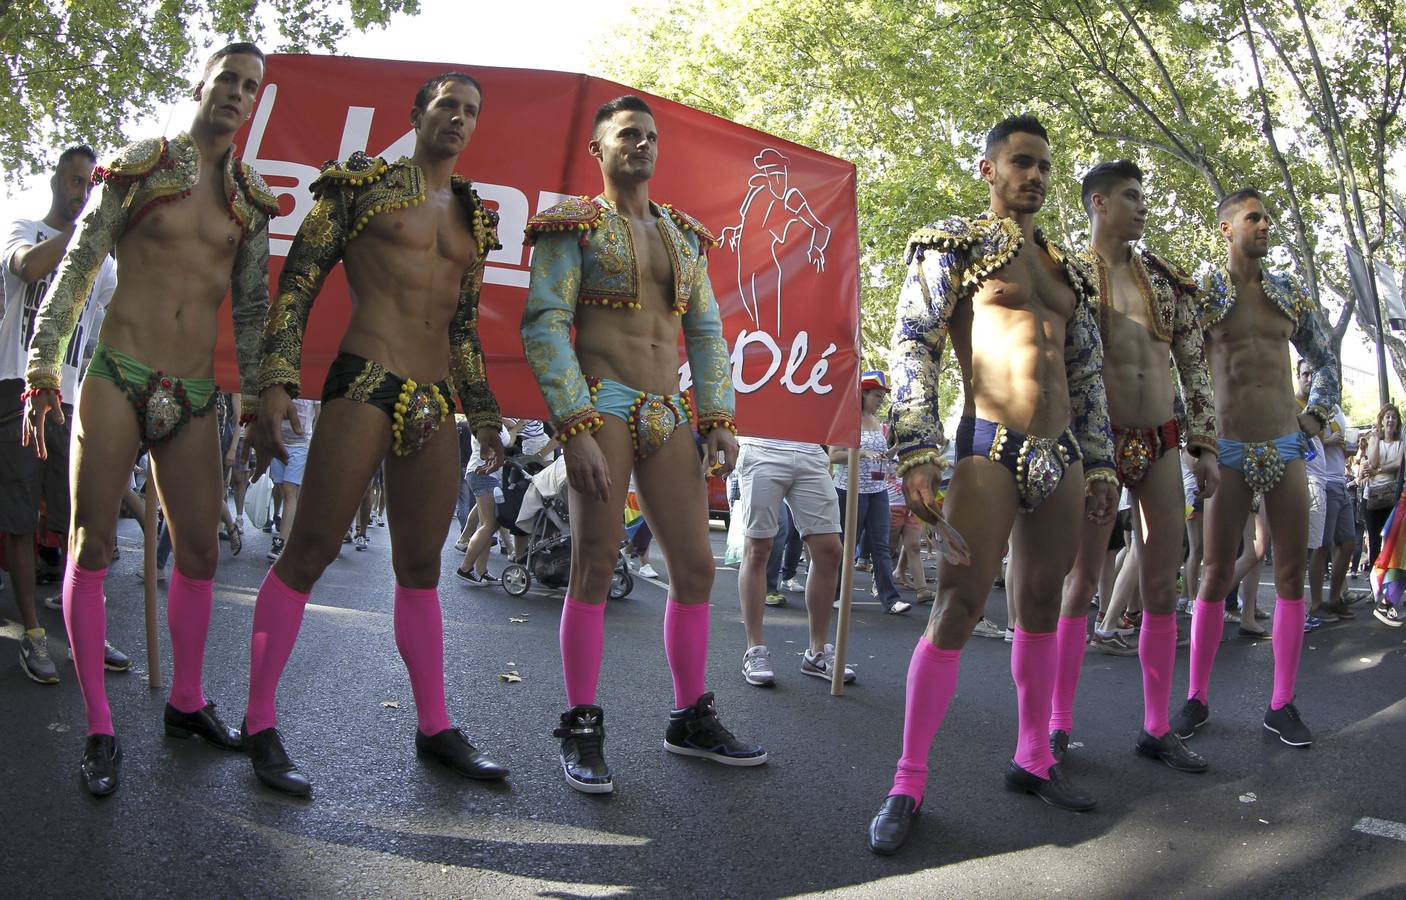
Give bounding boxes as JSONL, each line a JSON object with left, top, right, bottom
{"left": 2, "top": 516, "right": 1404, "bottom": 899}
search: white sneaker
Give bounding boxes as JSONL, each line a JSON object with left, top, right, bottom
{"left": 801, "top": 643, "right": 856, "bottom": 683}
{"left": 742, "top": 645, "right": 775, "bottom": 686}
{"left": 779, "top": 578, "right": 804, "bottom": 592}
{"left": 972, "top": 616, "right": 1005, "bottom": 639}
{"left": 639, "top": 564, "right": 659, "bottom": 579}
{"left": 1004, "top": 627, "right": 1015, "bottom": 643}
{"left": 885, "top": 600, "right": 913, "bottom": 615}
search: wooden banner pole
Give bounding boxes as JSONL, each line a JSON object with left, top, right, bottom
{"left": 831, "top": 448, "right": 861, "bottom": 697}
{"left": 143, "top": 457, "right": 161, "bottom": 690}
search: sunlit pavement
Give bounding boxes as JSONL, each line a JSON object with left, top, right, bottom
{"left": 3, "top": 518, "right": 1404, "bottom": 898}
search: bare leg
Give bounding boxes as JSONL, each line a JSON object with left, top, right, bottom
{"left": 458, "top": 491, "right": 498, "bottom": 576}
{"left": 1098, "top": 515, "right": 1141, "bottom": 632}
{"left": 1184, "top": 512, "right": 1203, "bottom": 602}
{"left": 277, "top": 483, "right": 300, "bottom": 545}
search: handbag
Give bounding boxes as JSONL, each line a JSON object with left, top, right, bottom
{"left": 245, "top": 474, "right": 274, "bottom": 529}
{"left": 1364, "top": 478, "right": 1397, "bottom": 510}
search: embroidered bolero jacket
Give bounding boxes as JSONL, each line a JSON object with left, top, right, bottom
{"left": 26, "top": 133, "right": 278, "bottom": 403}
{"left": 1080, "top": 247, "right": 1219, "bottom": 455}
{"left": 257, "top": 152, "right": 503, "bottom": 433}
{"left": 520, "top": 195, "right": 734, "bottom": 439}
{"left": 888, "top": 214, "right": 1115, "bottom": 474}
{"left": 1198, "top": 268, "right": 1340, "bottom": 429}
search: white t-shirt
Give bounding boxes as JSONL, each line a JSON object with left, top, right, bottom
{"left": 2, "top": 217, "right": 117, "bottom": 396}
{"left": 1320, "top": 408, "right": 1350, "bottom": 484}
{"left": 467, "top": 426, "right": 511, "bottom": 474}
{"left": 737, "top": 436, "right": 826, "bottom": 457}
{"left": 280, "top": 398, "right": 316, "bottom": 447}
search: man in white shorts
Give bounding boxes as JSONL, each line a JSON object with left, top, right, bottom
{"left": 1298, "top": 360, "right": 1355, "bottom": 621}
{"left": 736, "top": 438, "right": 852, "bottom": 686}
{"left": 267, "top": 397, "right": 315, "bottom": 561}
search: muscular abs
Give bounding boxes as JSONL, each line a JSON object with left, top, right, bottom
{"left": 338, "top": 186, "right": 475, "bottom": 382}
{"left": 97, "top": 160, "right": 242, "bottom": 378}
{"left": 1204, "top": 276, "right": 1298, "bottom": 441}
{"left": 576, "top": 210, "right": 682, "bottom": 396}
{"left": 1099, "top": 263, "right": 1175, "bottom": 430}
{"left": 955, "top": 246, "right": 1075, "bottom": 436}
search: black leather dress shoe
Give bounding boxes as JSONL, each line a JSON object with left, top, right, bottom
{"left": 80, "top": 734, "right": 121, "bottom": 797}
{"left": 164, "top": 702, "right": 243, "bottom": 750}
{"left": 242, "top": 720, "right": 312, "bottom": 798}
{"left": 1170, "top": 697, "right": 1209, "bottom": 740}
{"left": 1136, "top": 729, "right": 1209, "bottom": 773}
{"left": 867, "top": 794, "right": 920, "bottom": 855}
{"left": 1004, "top": 762, "right": 1097, "bottom": 811}
{"left": 416, "top": 728, "right": 510, "bottom": 780}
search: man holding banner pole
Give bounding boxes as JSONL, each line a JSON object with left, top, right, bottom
{"left": 867, "top": 115, "right": 1117, "bottom": 855}
{"left": 245, "top": 71, "right": 510, "bottom": 798}
{"left": 522, "top": 94, "right": 767, "bottom": 796}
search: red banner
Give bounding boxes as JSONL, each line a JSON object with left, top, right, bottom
{"left": 227, "top": 54, "right": 861, "bottom": 445}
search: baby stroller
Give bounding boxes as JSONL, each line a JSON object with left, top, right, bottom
{"left": 499, "top": 456, "right": 634, "bottom": 600}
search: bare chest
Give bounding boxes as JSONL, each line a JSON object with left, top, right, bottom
{"left": 628, "top": 217, "right": 675, "bottom": 290}
{"left": 1206, "top": 282, "right": 1292, "bottom": 347}
{"left": 973, "top": 249, "right": 1075, "bottom": 320}
{"left": 360, "top": 193, "right": 478, "bottom": 270}
{"left": 129, "top": 172, "right": 242, "bottom": 256}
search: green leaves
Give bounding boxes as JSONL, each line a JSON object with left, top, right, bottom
{"left": 0, "top": 0, "right": 416, "bottom": 178}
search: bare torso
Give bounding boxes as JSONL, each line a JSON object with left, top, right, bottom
{"left": 952, "top": 243, "right": 1075, "bottom": 437}
{"left": 98, "top": 158, "right": 242, "bottom": 378}
{"left": 338, "top": 181, "right": 475, "bottom": 382}
{"left": 575, "top": 209, "right": 681, "bottom": 396}
{"left": 1098, "top": 256, "right": 1175, "bottom": 430}
{"left": 1203, "top": 270, "right": 1298, "bottom": 441}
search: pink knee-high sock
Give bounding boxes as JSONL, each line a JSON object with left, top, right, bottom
{"left": 664, "top": 598, "right": 709, "bottom": 708}
{"left": 1187, "top": 598, "right": 1225, "bottom": 702}
{"left": 166, "top": 567, "right": 213, "bottom": 713}
{"left": 889, "top": 638, "right": 961, "bottom": 803}
{"left": 245, "top": 569, "right": 310, "bottom": 734}
{"left": 393, "top": 584, "right": 453, "bottom": 735}
{"left": 1011, "top": 628, "right": 1059, "bottom": 777}
{"left": 1047, "top": 614, "right": 1088, "bottom": 734}
{"left": 62, "top": 561, "right": 112, "bottom": 736}
{"left": 1139, "top": 612, "right": 1177, "bottom": 736}
{"left": 1271, "top": 597, "right": 1306, "bottom": 709}
{"left": 560, "top": 595, "right": 605, "bottom": 707}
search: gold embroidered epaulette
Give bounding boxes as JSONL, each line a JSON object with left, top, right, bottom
{"left": 906, "top": 215, "right": 1024, "bottom": 286}
{"left": 311, "top": 151, "right": 390, "bottom": 195}
{"left": 662, "top": 203, "right": 719, "bottom": 249}
{"left": 1045, "top": 235, "right": 1097, "bottom": 305}
{"left": 92, "top": 137, "right": 168, "bottom": 186}
{"left": 1142, "top": 250, "right": 1197, "bottom": 296}
{"left": 525, "top": 196, "right": 603, "bottom": 243}
{"left": 451, "top": 175, "right": 503, "bottom": 253}
{"left": 236, "top": 162, "right": 281, "bottom": 217}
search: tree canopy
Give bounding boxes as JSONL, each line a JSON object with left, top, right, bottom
{"left": 0, "top": 0, "right": 418, "bottom": 178}
{"left": 594, "top": 0, "right": 1406, "bottom": 412}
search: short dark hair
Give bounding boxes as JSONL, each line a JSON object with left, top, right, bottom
{"left": 1081, "top": 159, "right": 1143, "bottom": 215}
{"left": 414, "top": 72, "right": 483, "bottom": 112}
{"left": 593, "top": 95, "right": 654, "bottom": 137}
{"left": 984, "top": 114, "right": 1048, "bottom": 157}
{"left": 202, "top": 41, "right": 264, "bottom": 80}
{"left": 1217, "top": 188, "right": 1264, "bottom": 221}
{"left": 56, "top": 145, "right": 96, "bottom": 171}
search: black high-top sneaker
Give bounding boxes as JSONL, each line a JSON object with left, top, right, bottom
{"left": 663, "top": 692, "right": 768, "bottom": 766}
{"left": 553, "top": 705, "right": 613, "bottom": 794}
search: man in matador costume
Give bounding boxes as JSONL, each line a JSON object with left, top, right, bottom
{"left": 867, "top": 115, "right": 1118, "bottom": 855}
{"left": 1170, "top": 188, "right": 1338, "bottom": 750}
{"left": 243, "top": 72, "right": 509, "bottom": 798}
{"left": 22, "top": 43, "right": 277, "bottom": 796}
{"left": 1047, "top": 160, "right": 1219, "bottom": 776}
{"left": 522, "top": 94, "right": 766, "bottom": 795}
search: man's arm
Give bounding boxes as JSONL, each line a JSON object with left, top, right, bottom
{"left": 230, "top": 212, "right": 271, "bottom": 411}
{"left": 1064, "top": 291, "right": 1116, "bottom": 474}
{"left": 889, "top": 243, "right": 959, "bottom": 472}
{"left": 256, "top": 188, "right": 347, "bottom": 399}
{"left": 520, "top": 230, "right": 600, "bottom": 439}
{"left": 1164, "top": 261, "right": 1218, "bottom": 455}
{"left": 448, "top": 262, "right": 501, "bottom": 434}
{"left": 7, "top": 223, "right": 73, "bottom": 284}
{"left": 25, "top": 178, "right": 127, "bottom": 392}
{"left": 680, "top": 244, "right": 736, "bottom": 436}
{"left": 1292, "top": 299, "right": 1341, "bottom": 431}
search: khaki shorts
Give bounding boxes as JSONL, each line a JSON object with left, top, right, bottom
{"left": 1307, "top": 477, "right": 1327, "bottom": 551}
{"left": 738, "top": 443, "right": 841, "bottom": 539}
{"left": 889, "top": 502, "right": 917, "bottom": 534}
